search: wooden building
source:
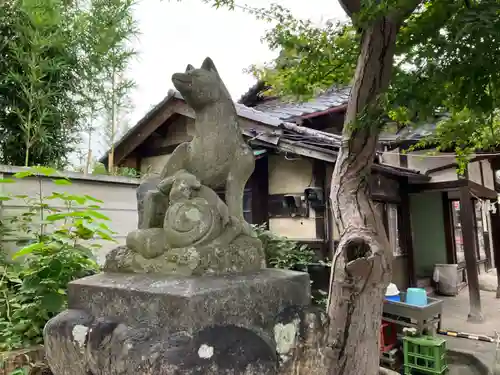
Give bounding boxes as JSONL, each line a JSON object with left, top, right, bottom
{"left": 100, "top": 84, "right": 500, "bottom": 320}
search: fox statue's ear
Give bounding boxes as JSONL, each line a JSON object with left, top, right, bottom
{"left": 185, "top": 64, "right": 194, "bottom": 72}
{"left": 201, "top": 57, "right": 218, "bottom": 73}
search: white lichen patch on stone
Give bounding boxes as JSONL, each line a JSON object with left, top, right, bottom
{"left": 274, "top": 319, "right": 300, "bottom": 356}
{"left": 197, "top": 344, "right": 214, "bottom": 359}
{"left": 72, "top": 325, "right": 89, "bottom": 348}
{"left": 185, "top": 207, "right": 201, "bottom": 221}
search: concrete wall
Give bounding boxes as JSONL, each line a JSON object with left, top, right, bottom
{"left": 379, "top": 147, "right": 401, "bottom": 167}
{"left": 380, "top": 149, "right": 458, "bottom": 182}
{"left": 381, "top": 150, "right": 497, "bottom": 187}
{"left": 427, "top": 168, "right": 458, "bottom": 182}
{"left": 0, "top": 166, "right": 139, "bottom": 264}
{"left": 406, "top": 150, "right": 455, "bottom": 173}
{"left": 410, "top": 192, "right": 448, "bottom": 277}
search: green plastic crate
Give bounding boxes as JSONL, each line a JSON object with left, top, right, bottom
{"left": 403, "top": 335, "right": 448, "bottom": 374}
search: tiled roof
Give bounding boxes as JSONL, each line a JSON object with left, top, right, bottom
{"left": 240, "top": 82, "right": 445, "bottom": 147}
{"left": 379, "top": 118, "right": 446, "bottom": 144}
{"left": 251, "top": 87, "right": 351, "bottom": 121}
{"left": 99, "top": 88, "right": 427, "bottom": 181}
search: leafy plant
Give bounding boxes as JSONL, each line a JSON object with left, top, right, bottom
{"left": 0, "top": 0, "right": 83, "bottom": 167}
{"left": 253, "top": 224, "right": 329, "bottom": 308}
{"left": 0, "top": 0, "right": 139, "bottom": 169}
{"left": 91, "top": 162, "right": 139, "bottom": 178}
{"left": 0, "top": 166, "right": 115, "bottom": 351}
{"left": 254, "top": 224, "right": 315, "bottom": 270}
{"left": 116, "top": 167, "right": 139, "bottom": 178}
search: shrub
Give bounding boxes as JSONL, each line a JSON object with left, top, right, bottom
{"left": 0, "top": 166, "right": 115, "bottom": 351}
{"left": 253, "top": 224, "right": 330, "bottom": 308}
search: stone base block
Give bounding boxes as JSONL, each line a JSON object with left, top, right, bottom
{"left": 44, "top": 269, "right": 327, "bottom": 375}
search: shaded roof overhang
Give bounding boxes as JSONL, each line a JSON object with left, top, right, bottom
{"left": 408, "top": 179, "right": 497, "bottom": 200}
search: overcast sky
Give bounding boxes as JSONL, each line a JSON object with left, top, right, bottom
{"left": 128, "top": 0, "right": 347, "bottom": 125}
{"left": 84, "top": 0, "right": 347, "bottom": 164}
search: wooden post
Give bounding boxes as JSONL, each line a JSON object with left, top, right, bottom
{"left": 490, "top": 207, "right": 500, "bottom": 298}
{"left": 399, "top": 178, "right": 416, "bottom": 287}
{"left": 459, "top": 185, "right": 483, "bottom": 322}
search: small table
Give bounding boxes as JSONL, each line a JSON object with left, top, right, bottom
{"left": 382, "top": 293, "right": 443, "bottom": 335}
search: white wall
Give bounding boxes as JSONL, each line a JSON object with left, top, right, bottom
{"left": 0, "top": 166, "right": 139, "bottom": 264}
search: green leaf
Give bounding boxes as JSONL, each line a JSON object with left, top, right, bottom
{"left": 40, "top": 292, "right": 65, "bottom": 313}
{"left": 28, "top": 166, "right": 59, "bottom": 176}
{"left": 8, "top": 368, "right": 28, "bottom": 375}
{"left": 13, "top": 171, "right": 35, "bottom": 178}
{"left": 84, "top": 209, "right": 110, "bottom": 221}
{"left": 45, "top": 192, "right": 64, "bottom": 200}
{"left": 95, "top": 229, "right": 115, "bottom": 241}
{"left": 48, "top": 258, "right": 63, "bottom": 275}
{"left": 84, "top": 195, "right": 104, "bottom": 203}
{"left": 45, "top": 213, "right": 67, "bottom": 221}
{"left": 12, "top": 242, "right": 45, "bottom": 259}
{"left": 46, "top": 211, "right": 86, "bottom": 221}
{"left": 66, "top": 195, "right": 86, "bottom": 205}
{"left": 0, "top": 178, "right": 15, "bottom": 183}
{"left": 52, "top": 179, "right": 71, "bottom": 185}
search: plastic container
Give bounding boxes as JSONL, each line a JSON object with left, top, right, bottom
{"left": 385, "top": 283, "right": 400, "bottom": 302}
{"left": 433, "top": 263, "right": 459, "bottom": 296}
{"left": 406, "top": 287, "right": 428, "bottom": 306}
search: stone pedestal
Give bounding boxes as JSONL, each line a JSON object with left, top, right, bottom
{"left": 44, "top": 269, "right": 323, "bottom": 375}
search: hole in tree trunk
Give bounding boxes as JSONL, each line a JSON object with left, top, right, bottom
{"left": 345, "top": 238, "right": 371, "bottom": 262}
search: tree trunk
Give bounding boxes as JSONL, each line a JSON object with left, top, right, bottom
{"left": 326, "top": 18, "right": 400, "bottom": 375}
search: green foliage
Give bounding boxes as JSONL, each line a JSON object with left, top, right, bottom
{"left": 0, "top": 166, "right": 115, "bottom": 351}
{"left": 246, "top": 5, "right": 358, "bottom": 101}
{"left": 391, "top": 0, "right": 500, "bottom": 155}
{"left": 115, "top": 166, "right": 139, "bottom": 178}
{"left": 0, "top": 0, "right": 138, "bottom": 168}
{"left": 91, "top": 162, "right": 109, "bottom": 175}
{"left": 254, "top": 224, "right": 315, "bottom": 270}
{"left": 7, "top": 369, "right": 28, "bottom": 375}
{"left": 253, "top": 224, "right": 330, "bottom": 308}
{"left": 0, "top": 0, "right": 83, "bottom": 167}
{"left": 91, "top": 162, "right": 139, "bottom": 177}
{"left": 235, "top": 0, "right": 500, "bottom": 159}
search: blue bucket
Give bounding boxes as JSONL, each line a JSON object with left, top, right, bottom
{"left": 385, "top": 294, "right": 401, "bottom": 302}
{"left": 406, "top": 288, "right": 428, "bottom": 306}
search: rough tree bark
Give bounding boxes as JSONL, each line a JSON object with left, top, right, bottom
{"left": 325, "top": 2, "right": 420, "bottom": 375}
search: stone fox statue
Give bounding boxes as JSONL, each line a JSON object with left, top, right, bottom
{"left": 137, "top": 57, "right": 255, "bottom": 235}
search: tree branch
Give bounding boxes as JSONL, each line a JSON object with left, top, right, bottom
{"left": 337, "top": 0, "right": 360, "bottom": 17}
{"left": 388, "top": 0, "right": 423, "bottom": 24}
